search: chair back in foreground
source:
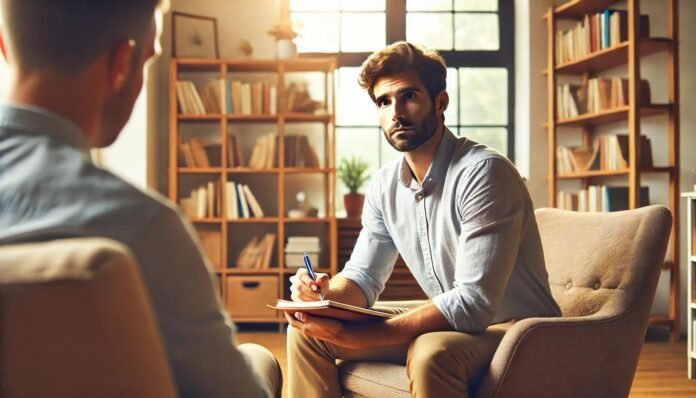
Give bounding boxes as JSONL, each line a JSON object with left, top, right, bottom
{"left": 0, "top": 238, "right": 176, "bottom": 397}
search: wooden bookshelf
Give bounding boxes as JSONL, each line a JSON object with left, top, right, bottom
{"left": 546, "top": 0, "right": 680, "bottom": 340}
{"left": 169, "top": 58, "right": 338, "bottom": 327}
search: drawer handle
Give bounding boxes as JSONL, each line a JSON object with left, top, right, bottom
{"left": 242, "top": 281, "right": 260, "bottom": 289}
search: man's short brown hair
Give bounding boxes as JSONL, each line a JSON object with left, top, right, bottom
{"left": 358, "top": 41, "right": 447, "bottom": 102}
{"left": 1, "top": 0, "right": 162, "bottom": 74}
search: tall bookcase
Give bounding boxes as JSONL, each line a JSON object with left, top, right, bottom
{"left": 545, "top": 0, "right": 680, "bottom": 340}
{"left": 168, "top": 58, "right": 337, "bottom": 326}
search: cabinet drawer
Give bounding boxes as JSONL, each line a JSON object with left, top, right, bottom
{"left": 226, "top": 276, "right": 278, "bottom": 318}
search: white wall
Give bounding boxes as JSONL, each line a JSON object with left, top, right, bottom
{"left": 516, "top": 0, "right": 696, "bottom": 334}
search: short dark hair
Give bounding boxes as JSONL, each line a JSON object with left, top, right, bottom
{"left": 1, "top": 0, "right": 161, "bottom": 74}
{"left": 358, "top": 41, "right": 447, "bottom": 102}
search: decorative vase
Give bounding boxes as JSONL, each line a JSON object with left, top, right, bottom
{"left": 276, "top": 39, "right": 297, "bottom": 59}
{"left": 344, "top": 193, "right": 365, "bottom": 218}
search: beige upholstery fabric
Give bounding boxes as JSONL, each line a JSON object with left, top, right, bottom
{"left": 339, "top": 205, "right": 672, "bottom": 398}
{"left": 0, "top": 238, "right": 177, "bottom": 398}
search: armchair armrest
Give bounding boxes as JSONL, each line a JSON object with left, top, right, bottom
{"left": 476, "top": 309, "right": 648, "bottom": 398}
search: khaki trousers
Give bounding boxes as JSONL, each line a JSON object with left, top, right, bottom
{"left": 239, "top": 343, "right": 283, "bottom": 398}
{"left": 287, "top": 302, "right": 514, "bottom": 398}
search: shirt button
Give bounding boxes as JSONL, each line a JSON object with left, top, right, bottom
{"left": 416, "top": 194, "right": 423, "bottom": 201}
{"left": 565, "top": 282, "right": 572, "bottom": 290}
{"left": 593, "top": 282, "right": 600, "bottom": 290}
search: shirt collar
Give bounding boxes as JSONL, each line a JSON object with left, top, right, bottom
{"left": 398, "top": 127, "right": 459, "bottom": 189}
{"left": 0, "top": 102, "right": 91, "bottom": 155}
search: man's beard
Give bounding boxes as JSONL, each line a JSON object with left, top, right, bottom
{"left": 383, "top": 107, "right": 438, "bottom": 152}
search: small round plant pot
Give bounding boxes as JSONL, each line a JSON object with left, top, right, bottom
{"left": 344, "top": 193, "right": 365, "bottom": 218}
{"left": 276, "top": 39, "right": 297, "bottom": 59}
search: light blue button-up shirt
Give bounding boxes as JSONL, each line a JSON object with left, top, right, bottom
{"left": 338, "top": 129, "right": 561, "bottom": 333}
{"left": 0, "top": 103, "right": 270, "bottom": 397}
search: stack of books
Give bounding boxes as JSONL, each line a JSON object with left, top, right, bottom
{"left": 558, "top": 185, "right": 649, "bottom": 212}
{"left": 285, "top": 236, "right": 320, "bottom": 268}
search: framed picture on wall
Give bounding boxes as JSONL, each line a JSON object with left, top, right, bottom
{"left": 172, "top": 12, "right": 220, "bottom": 59}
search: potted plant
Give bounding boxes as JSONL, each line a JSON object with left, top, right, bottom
{"left": 268, "top": 22, "right": 299, "bottom": 59}
{"left": 338, "top": 156, "right": 370, "bottom": 218}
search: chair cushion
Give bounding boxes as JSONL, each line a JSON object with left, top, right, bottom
{"left": 340, "top": 361, "right": 410, "bottom": 398}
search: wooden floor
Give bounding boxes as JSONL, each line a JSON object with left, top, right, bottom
{"left": 237, "top": 331, "right": 696, "bottom": 397}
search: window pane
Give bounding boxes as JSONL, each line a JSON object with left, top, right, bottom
{"left": 290, "top": 0, "right": 340, "bottom": 11}
{"left": 454, "top": 13, "right": 499, "bottom": 50}
{"left": 455, "top": 0, "right": 498, "bottom": 11}
{"left": 341, "top": 0, "right": 385, "bottom": 11}
{"left": 336, "top": 67, "right": 379, "bottom": 126}
{"left": 459, "top": 68, "right": 507, "bottom": 125}
{"left": 341, "top": 12, "right": 386, "bottom": 52}
{"left": 406, "top": 0, "right": 451, "bottom": 11}
{"left": 293, "top": 12, "right": 340, "bottom": 53}
{"left": 460, "top": 127, "right": 507, "bottom": 155}
{"left": 444, "top": 67, "right": 458, "bottom": 125}
{"left": 406, "top": 13, "right": 453, "bottom": 50}
{"left": 335, "top": 128, "right": 381, "bottom": 215}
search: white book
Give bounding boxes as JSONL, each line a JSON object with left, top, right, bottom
{"left": 242, "top": 184, "right": 264, "bottom": 218}
{"left": 196, "top": 185, "right": 207, "bottom": 219}
{"left": 236, "top": 182, "right": 250, "bottom": 218}
{"left": 269, "top": 86, "right": 277, "bottom": 115}
{"left": 241, "top": 83, "right": 252, "bottom": 115}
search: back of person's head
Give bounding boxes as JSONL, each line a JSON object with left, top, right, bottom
{"left": 358, "top": 41, "right": 447, "bottom": 103}
{"left": 0, "top": 0, "right": 161, "bottom": 75}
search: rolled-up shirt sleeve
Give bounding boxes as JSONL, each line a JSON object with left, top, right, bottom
{"left": 336, "top": 177, "right": 399, "bottom": 308}
{"left": 432, "top": 158, "right": 529, "bottom": 333}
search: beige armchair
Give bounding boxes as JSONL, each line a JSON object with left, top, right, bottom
{"left": 339, "top": 205, "right": 673, "bottom": 398}
{"left": 0, "top": 238, "right": 176, "bottom": 397}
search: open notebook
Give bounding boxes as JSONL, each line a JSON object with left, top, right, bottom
{"left": 270, "top": 300, "right": 395, "bottom": 322}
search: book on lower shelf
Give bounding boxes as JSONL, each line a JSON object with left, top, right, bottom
{"left": 225, "top": 182, "right": 264, "bottom": 219}
{"left": 271, "top": 299, "right": 395, "bottom": 322}
{"left": 198, "top": 230, "right": 222, "bottom": 269}
{"left": 556, "top": 134, "right": 653, "bottom": 174}
{"left": 558, "top": 185, "right": 649, "bottom": 212}
{"left": 179, "top": 182, "right": 222, "bottom": 219}
{"left": 556, "top": 78, "right": 650, "bottom": 120}
{"left": 236, "top": 233, "right": 276, "bottom": 269}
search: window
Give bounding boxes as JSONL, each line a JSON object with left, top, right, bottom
{"left": 291, "top": 0, "right": 514, "bottom": 213}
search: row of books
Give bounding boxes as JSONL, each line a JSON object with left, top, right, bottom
{"left": 555, "top": 10, "right": 649, "bottom": 64}
{"left": 558, "top": 185, "right": 649, "bottom": 212}
{"left": 175, "top": 79, "right": 278, "bottom": 116}
{"left": 247, "top": 133, "right": 320, "bottom": 169}
{"left": 556, "top": 134, "right": 653, "bottom": 174}
{"left": 235, "top": 234, "right": 276, "bottom": 269}
{"left": 285, "top": 236, "right": 321, "bottom": 268}
{"left": 179, "top": 181, "right": 265, "bottom": 220}
{"left": 179, "top": 132, "right": 319, "bottom": 169}
{"left": 556, "top": 78, "right": 650, "bottom": 119}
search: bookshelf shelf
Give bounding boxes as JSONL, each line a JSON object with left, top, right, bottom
{"left": 284, "top": 167, "right": 333, "bottom": 174}
{"left": 554, "top": 104, "right": 671, "bottom": 127}
{"left": 550, "top": 0, "right": 619, "bottom": 18}
{"left": 177, "top": 167, "right": 223, "bottom": 174}
{"left": 554, "top": 39, "right": 671, "bottom": 75}
{"left": 227, "top": 218, "right": 281, "bottom": 223}
{"left": 227, "top": 168, "right": 280, "bottom": 174}
{"left": 191, "top": 218, "right": 225, "bottom": 224}
{"left": 556, "top": 169, "right": 629, "bottom": 179}
{"left": 284, "top": 218, "right": 332, "bottom": 223}
{"left": 546, "top": 0, "right": 680, "bottom": 341}
{"left": 169, "top": 57, "right": 337, "bottom": 328}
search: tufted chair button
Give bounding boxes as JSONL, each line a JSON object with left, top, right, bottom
{"left": 593, "top": 282, "right": 601, "bottom": 290}
{"left": 566, "top": 282, "right": 572, "bottom": 289}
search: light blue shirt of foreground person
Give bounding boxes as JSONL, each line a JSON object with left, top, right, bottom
{"left": 0, "top": 103, "right": 271, "bottom": 397}
{"left": 338, "top": 128, "right": 561, "bottom": 333}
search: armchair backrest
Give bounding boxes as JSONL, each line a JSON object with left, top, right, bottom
{"left": 0, "top": 238, "right": 176, "bottom": 398}
{"left": 536, "top": 206, "right": 672, "bottom": 320}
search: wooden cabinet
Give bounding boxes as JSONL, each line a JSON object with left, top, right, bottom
{"left": 168, "top": 58, "right": 337, "bottom": 326}
{"left": 545, "top": 0, "right": 680, "bottom": 340}
{"left": 337, "top": 217, "right": 427, "bottom": 301}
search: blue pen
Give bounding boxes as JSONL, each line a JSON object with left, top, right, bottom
{"left": 303, "top": 252, "right": 325, "bottom": 301}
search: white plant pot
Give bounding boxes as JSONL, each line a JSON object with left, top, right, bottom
{"left": 276, "top": 39, "right": 297, "bottom": 59}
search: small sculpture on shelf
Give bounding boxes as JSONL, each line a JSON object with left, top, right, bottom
{"left": 288, "top": 191, "right": 318, "bottom": 219}
{"left": 338, "top": 156, "right": 370, "bottom": 218}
